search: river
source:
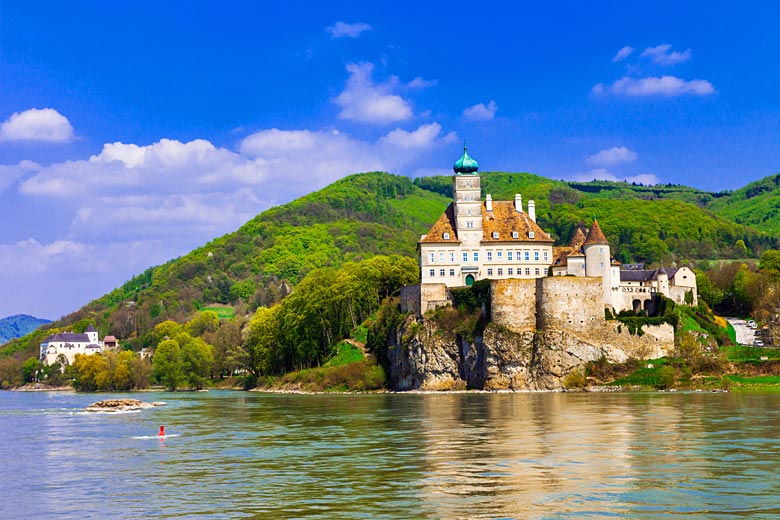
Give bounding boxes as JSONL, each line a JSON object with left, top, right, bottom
{"left": 2, "top": 390, "right": 780, "bottom": 519}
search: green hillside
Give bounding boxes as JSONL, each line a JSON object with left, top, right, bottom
{"left": 2, "top": 170, "right": 779, "bottom": 375}
{"left": 707, "top": 173, "right": 780, "bottom": 234}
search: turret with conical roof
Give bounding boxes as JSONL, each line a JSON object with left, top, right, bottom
{"left": 453, "top": 144, "right": 479, "bottom": 174}
{"left": 584, "top": 219, "right": 609, "bottom": 246}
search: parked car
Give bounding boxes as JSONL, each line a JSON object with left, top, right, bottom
{"left": 748, "top": 320, "right": 757, "bottom": 329}
{"left": 755, "top": 330, "right": 762, "bottom": 336}
{"left": 754, "top": 340, "right": 764, "bottom": 347}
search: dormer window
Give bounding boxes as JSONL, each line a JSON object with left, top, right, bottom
{"left": 512, "top": 231, "right": 519, "bottom": 239}
{"left": 529, "top": 231, "right": 535, "bottom": 239}
{"left": 443, "top": 232, "right": 450, "bottom": 240}
{"left": 492, "top": 232, "right": 499, "bottom": 239}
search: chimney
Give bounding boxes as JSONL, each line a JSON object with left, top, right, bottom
{"left": 528, "top": 200, "right": 536, "bottom": 222}
{"left": 486, "top": 194, "right": 493, "bottom": 212}
{"left": 514, "top": 194, "right": 523, "bottom": 213}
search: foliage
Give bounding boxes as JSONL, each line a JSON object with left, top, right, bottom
{"left": 325, "top": 342, "right": 365, "bottom": 367}
{"left": 450, "top": 279, "right": 492, "bottom": 314}
{"left": 235, "top": 255, "right": 417, "bottom": 380}
{"left": 263, "top": 358, "right": 386, "bottom": 392}
{"left": 70, "top": 351, "right": 151, "bottom": 391}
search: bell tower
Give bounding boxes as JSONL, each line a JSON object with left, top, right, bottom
{"left": 452, "top": 145, "right": 482, "bottom": 246}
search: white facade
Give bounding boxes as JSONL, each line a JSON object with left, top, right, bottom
{"left": 39, "top": 324, "right": 118, "bottom": 366}
{"left": 419, "top": 170, "right": 554, "bottom": 288}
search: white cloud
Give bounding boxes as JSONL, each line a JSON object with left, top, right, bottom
{"left": 333, "top": 62, "right": 413, "bottom": 124}
{"left": 408, "top": 77, "right": 437, "bottom": 89}
{"left": 326, "top": 21, "right": 372, "bottom": 39}
{"left": 571, "top": 168, "right": 659, "bottom": 185}
{"left": 0, "top": 108, "right": 75, "bottom": 143}
{"left": 380, "top": 122, "right": 456, "bottom": 149}
{"left": 592, "top": 76, "right": 715, "bottom": 97}
{"left": 0, "top": 160, "right": 39, "bottom": 192}
{"left": 613, "top": 46, "right": 634, "bottom": 62}
{"left": 641, "top": 44, "right": 692, "bottom": 66}
{"left": 586, "top": 146, "right": 638, "bottom": 167}
{"left": 462, "top": 100, "right": 498, "bottom": 121}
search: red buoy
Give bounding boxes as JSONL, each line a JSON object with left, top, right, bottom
{"left": 158, "top": 425, "right": 166, "bottom": 436}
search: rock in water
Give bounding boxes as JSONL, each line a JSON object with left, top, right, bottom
{"left": 86, "top": 399, "right": 166, "bottom": 412}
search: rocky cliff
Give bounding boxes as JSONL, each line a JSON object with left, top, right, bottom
{"left": 387, "top": 312, "right": 672, "bottom": 391}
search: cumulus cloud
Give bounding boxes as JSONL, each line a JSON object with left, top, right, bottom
{"left": 0, "top": 108, "right": 75, "bottom": 143}
{"left": 333, "top": 62, "right": 413, "bottom": 124}
{"left": 326, "top": 21, "right": 372, "bottom": 39}
{"left": 408, "top": 77, "right": 437, "bottom": 89}
{"left": 0, "top": 160, "right": 39, "bottom": 192}
{"left": 462, "top": 100, "right": 498, "bottom": 121}
{"left": 380, "top": 122, "right": 456, "bottom": 149}
{"left": 586, "top": 146, "right": 638, "bottom": 167}
{"left": 592, "top": 76, "right": 715, "bottom": 97}
{"left": 571, "top": 168, "right": 659, "bottom": 185}
{"left": 641, "top": 44, "right": 692, "bottom": 66}
{"left": 613, "top": 46, "right": 634, "bottom": 62}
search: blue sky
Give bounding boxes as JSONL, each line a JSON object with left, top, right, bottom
{"left": 1, "top": 1, "right": 779, "bottom": 319}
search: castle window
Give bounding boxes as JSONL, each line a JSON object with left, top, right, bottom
{"left": 544, "top": 251, "right": 548, "bottom": 261}
{"left": 449, "top": 252, "right": 455, "bottom": 262}
{"left": 492, "top": 231, "right": 499, "bottom": 239}
{"left": 449, "top": 269, "right": 455, "bottom": 276}
{"left": 535, "top": 268, "right": 540, "bottom": 276}
{"left": 512, "top": 231, "right": 519, "bottom": 239}
{"left": 473, "top": 252, "right": 479, "bottom": 262}
{"left": 516, "top": 250, "right": 522, "bottom": 261}
{"left": 440, "top": 269, "right": 445, "bottom": 277}
{"left": 498, "top": 268, "right": 503, "bottom": 276}
{"left": 508, "top": 268, "right": 513, "bottom": 275}
{"left": 443, "top": 232, "right": 450, "bottom": 240}
{"left": 508, "top": 251, "right": 513, "bottom": 261}
{"left": 467, "top": 221, "right": 474, "bottom": 228}
{"left": 497, "top": 251, "right": 503, "bottom": 260}
{"left": 429, "top": 252, "right": 435, "bottom": 263}
{"left": 487, "top": 268, "right": 493, "bottom": 276}
{"left": 463, "top": 252, "right": 468, "bottom": 262}
{"left": 487, "top": 251, "right": 493, "bottom": 262}
{"left": 534, "top": 251, "right": 539, "bottom": 261}
{"left": 525, "top": 251, "right": 530, "bottom": 261}
{"left": 525, "top": 268, "right": 530, "bottom": 275}
{"left": 439, "top": 252, "right": 445, "bottom": 262}
{"left": 429, "top": 269, "right": 435, "bottom": 277}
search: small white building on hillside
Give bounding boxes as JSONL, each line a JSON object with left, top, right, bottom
{"left": 39, "top": 324, "right": 119, "bottom": 366}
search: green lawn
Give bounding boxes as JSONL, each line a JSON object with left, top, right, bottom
{"left": 325, "top": 342, "right": 365, "bottom": 367}
{"left": 201, "top": 306, "right": 236, "bottom": 319}
{"left": 722, "top": 345, "right": 780, "bottom": 363}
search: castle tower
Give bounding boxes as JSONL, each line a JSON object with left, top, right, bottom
{"left": 85, "top": 323, "right": 99, "bottom": 344}
{"left": 452, "top": 145, "right": 482, "bottom": 246}
{"left": 657, "top": 266, "right": 669, "bottom": 297}
{"left": 583, "top": 219, "right": 613, "bottom": 307}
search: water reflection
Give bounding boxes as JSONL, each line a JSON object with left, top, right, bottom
{"left": 4, "top": 391, "right": 780, "bottom": 518}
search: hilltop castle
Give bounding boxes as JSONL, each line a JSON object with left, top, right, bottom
{"left": 402, "top": 147, "right": 698, "bottom": 316}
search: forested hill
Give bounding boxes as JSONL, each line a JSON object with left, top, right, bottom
{"left": 0, "top": 315, "right": 51, "bottom": 344}
{"left": 2, "top": 170, "right": 779, "bottom": 363}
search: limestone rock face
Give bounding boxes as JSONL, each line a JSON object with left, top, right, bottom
{"left": 387, "top": 317, "right": 672, "bottom": 391}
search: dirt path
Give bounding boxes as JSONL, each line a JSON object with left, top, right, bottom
{"left": 726, "top": 317, "right": 754, "bottom": 346}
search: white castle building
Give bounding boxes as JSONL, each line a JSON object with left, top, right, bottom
{"left": 409, "top": 146, "right": 698, "bottom": 314}
{"left": 39, "top": 324, "right": 119, "bottom": 366}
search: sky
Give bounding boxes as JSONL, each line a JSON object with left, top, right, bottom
{"left": 1, "top": 1, "right": 779, "bottom": 320}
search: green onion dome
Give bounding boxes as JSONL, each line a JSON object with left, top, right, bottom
{"left": 453, "top": 145, "right": 479, "bottom": 174}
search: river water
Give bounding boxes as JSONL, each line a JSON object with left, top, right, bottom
{"left": 2, "top": 390, "right": 780, "bottom": 519}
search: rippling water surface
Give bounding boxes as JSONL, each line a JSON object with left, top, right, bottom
{"left": 3, "top": 390, "right": 780, "bottom": 519}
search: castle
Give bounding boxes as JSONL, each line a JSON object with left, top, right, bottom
{"left": 39, "top": 324, "right": 119, "bottom": 366}
{"left": 402, "top": 147, "right": 698, "bottom": 316}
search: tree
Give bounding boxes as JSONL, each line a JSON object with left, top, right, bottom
{"left": 153, "top": 339, "right": 185, "bottom": 391}
{"left": 22, "top": 357, "right": 41, "bottom": 383}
